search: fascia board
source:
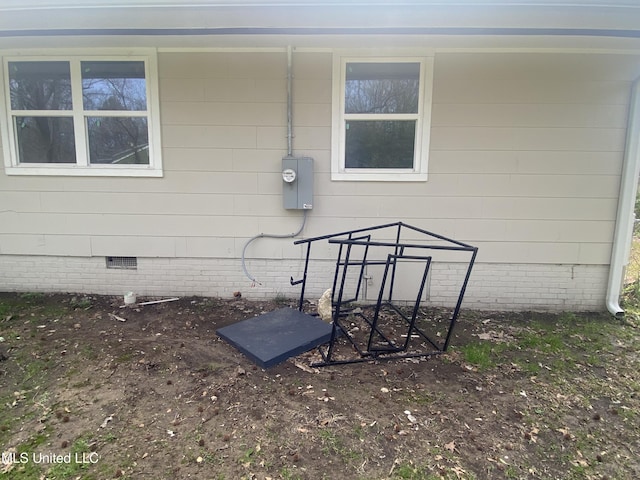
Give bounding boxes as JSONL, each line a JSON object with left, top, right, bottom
{"left": 1, "top": 3, "right": 640, "bottom": 33}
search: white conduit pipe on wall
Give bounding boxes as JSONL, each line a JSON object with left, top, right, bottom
{"left": 606, "top": 77, "right": 640, "bottom": 317}
{"left": 241, "top": 209, "right": 308, "bottom": 285}
{"left": 241, "top": 46, "right": 307, "bottom": 285}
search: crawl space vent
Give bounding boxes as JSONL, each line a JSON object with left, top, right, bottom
{"left": 106, "top": 256, "right": 137, "bottom": 270}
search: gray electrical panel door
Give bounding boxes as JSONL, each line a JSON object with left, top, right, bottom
{"left": 282, "top": 156, "right": 313, "bottom": 210}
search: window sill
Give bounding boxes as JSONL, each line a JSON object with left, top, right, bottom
{"left": 331, "top": 170, "right": 428, "bottom": 182}
{"left": 3, "top": 164, "right": 163, "bottom": 177}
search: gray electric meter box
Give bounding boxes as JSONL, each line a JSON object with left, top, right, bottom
{"left": 282, "top": 156, "right": 313, "bottom": 210}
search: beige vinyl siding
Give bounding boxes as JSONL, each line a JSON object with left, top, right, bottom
{"left": 314, "top": 51, "right": 635, "bottom": 264}
{"left": 429, "top": 150, "right": 623, "bottom": 175}
{"left": 0, "top": 50, "right": 638, "bottom": 266}
{"left": 0, "top": 234, "right": 92, "bottom": 256}
{"left": 420, "top": 52, "right": 634, "bottom": 263}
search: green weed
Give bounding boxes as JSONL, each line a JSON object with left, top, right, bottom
{"left": 238, "top": 446, "right": 255, "bottom": 466}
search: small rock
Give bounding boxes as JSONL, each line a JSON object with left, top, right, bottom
{"left": 236, "top": 366, "right": 246, "bottom": 376}
{"left": 100, "top": 415, "right": 114, "bottom": 428}
{"left": 404, "top": 410, "right": 417, "bottom": 423}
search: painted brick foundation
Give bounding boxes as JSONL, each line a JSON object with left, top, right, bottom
{"left": 0, "top": 255, "right": 608, "bottom": 311}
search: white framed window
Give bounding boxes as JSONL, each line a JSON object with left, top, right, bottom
{"left": 0, "top": 50, "right": 162, "bottom": 176}
{"left": 331, "top": 54, "right": 433, "bottom": 181}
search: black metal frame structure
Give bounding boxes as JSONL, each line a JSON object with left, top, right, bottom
{"left": 290, "top": 222, "right": 478, "bottom": 366}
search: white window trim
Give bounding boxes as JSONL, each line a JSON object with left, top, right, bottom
{"left": 331, "top": 53, "right": 434, "bottom": 182}
{"left": 0, "top": 49, "right": 163, "bottom": 177}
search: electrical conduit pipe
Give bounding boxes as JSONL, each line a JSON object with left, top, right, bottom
{"left": 241, "top": 46, "right": 308, "bottom": 285}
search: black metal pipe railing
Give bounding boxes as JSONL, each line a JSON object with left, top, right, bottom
{"left": 290, "top": 222, "right": 478, "bottom": 366}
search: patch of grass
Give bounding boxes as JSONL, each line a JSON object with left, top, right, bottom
{"left": 318, "top": 428, "right": 341, "bottom": 456}
{"left": 198, "top": 450, "right": 222, "bottom": 466}
{"left": 280, "top": 466, "right": 304, "bottom": 480}
{"left": 623, "top": 279, "right": 640, "bottom": 317}
{"left": 404, "top": 390, "right": 438, "bottom": 406}
{"left": 505, "top": 316, "right": 607, "bottom": 374}
{"left": 317, "top": 428, "right": 361, "bottom": 463}
{"left": 0, "top": 308, "right": 9, "bottom": 320}
{"left": 0, "top": 393, "right": 18, "bottom": 443}
{"left": 454, "top": 311, "right": 623, "bottom": 381}
{"left": 4, "top": 454, "right": 42, "bottom": 479}
{"left": 0, "top": 422, "right": 12, "bottom": 443}
{"left": 456, "top": 341, "right": 506, "bottom": 370}
{"left": 0, "top": 295, "right": 30, "bottom": 318}
{"left": 79, "top": 345, "right": 99, "bottom": 361}
{"left": 4, "top": 431, "right": 51, "bottom": 479}
{"left": 3, "top": 292, "right": 70, "bottom": 319}
{"left": 557, "top": 311, "right": 579, "bottom": 323}
{"left": 519, "top": 360, "right": 542, "bottom": 375}
{"left": 34, "top": 304, "right": 69, "bottom": 319}
{"left": 504, "top": 465, "right": 520, "bottom": 478}
{"left": 518, "top": 330, "right": 564, "bottom": 353}
{"left": 353, "top": 424, "right": 365, "bottom": 441}
{"left": 18, "top": 292, "right": 45, "bottom": 302}
{"left": 392, "top": 462, "right": 440, "bottom": 480}
{"left": 11, "top": 355, "right": 50, "bottom": 387}
{"left": 46, "top": 438, "right": 96, "bottom": 480}
{"left": 69, "top": 296, "right": 92, "bottom": 309}
{"left": 115, "top": 353, "right": 134, "bottom": 363}
{"left": 0, "top": 302, "right": 14, "bottom": 318}
{"left": 237, "top": 446, "right": 256, "bottom": 466}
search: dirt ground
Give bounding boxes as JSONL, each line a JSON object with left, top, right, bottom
{"left": 0, "top": 292, "right": 639, "bottom": 480}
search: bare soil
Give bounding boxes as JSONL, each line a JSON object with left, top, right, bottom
{"left": 0, "top": 293, "right": 639, "bottom": 480}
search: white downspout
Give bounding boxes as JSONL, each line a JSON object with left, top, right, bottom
{"left": 607, "top": 77, "right": 640, "bottom": 317}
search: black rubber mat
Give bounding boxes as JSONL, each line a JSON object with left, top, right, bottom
{"left": 216, "top": 307, "right": 332, "bottom": 368}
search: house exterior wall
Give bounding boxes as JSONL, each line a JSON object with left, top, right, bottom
{"left": 1, "top": 48, "right": 639, "bottom": 310}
